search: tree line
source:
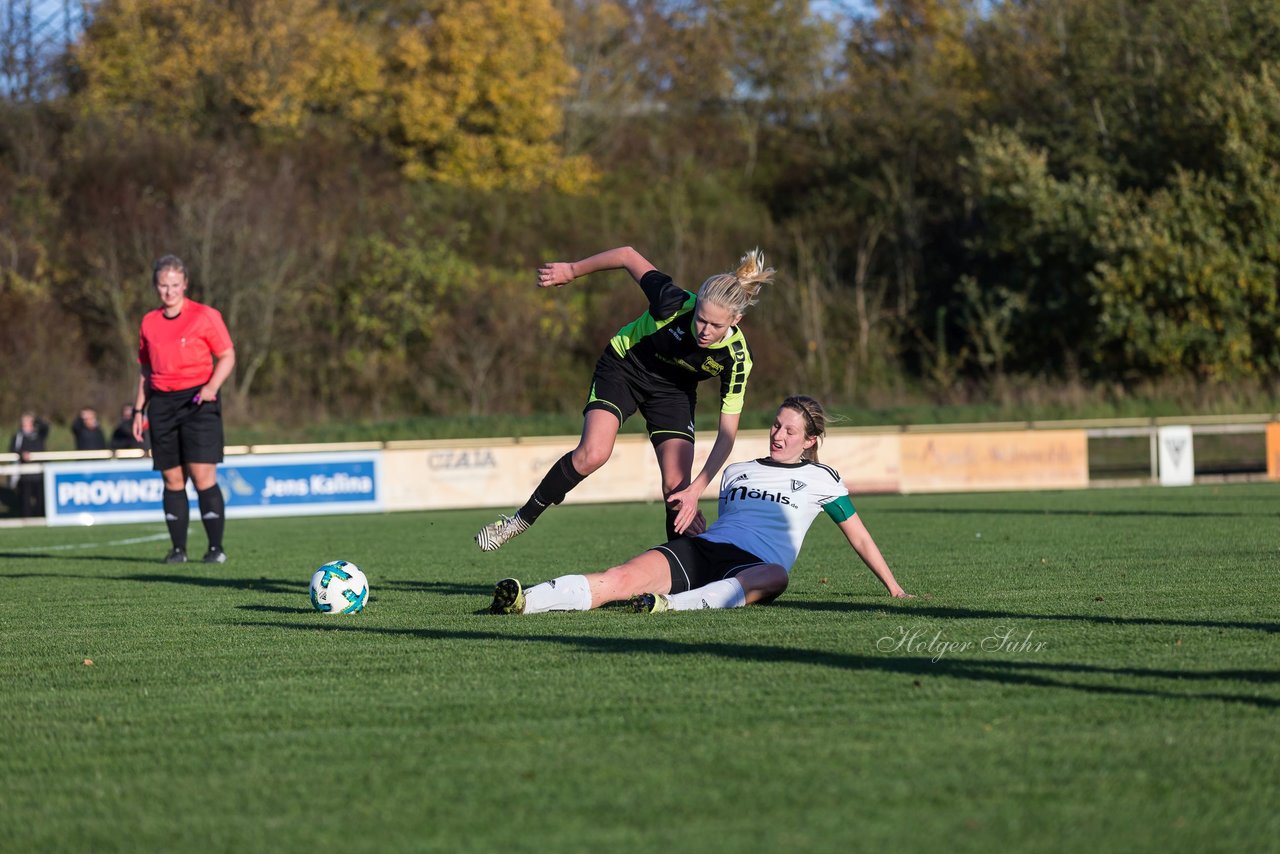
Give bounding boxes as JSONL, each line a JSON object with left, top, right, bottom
{"left": 2, "top": 0, "right": 1277, "bottom": 428}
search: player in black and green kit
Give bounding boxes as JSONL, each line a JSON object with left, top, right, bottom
{"left": 475, "top": 245, "right": 780, "bottom": 551}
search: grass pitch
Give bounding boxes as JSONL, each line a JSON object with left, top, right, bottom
{"left": 1, "top": 484, "right": 1277, "bottom": 853}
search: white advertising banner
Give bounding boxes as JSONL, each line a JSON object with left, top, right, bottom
{"left": 1157, "top": 425, "right": 1195, "bottom": 486}
{"left": 381, "top": 434, "right": 695, "bottom": 512}
{"left": 380, "top": 429, "right": 906, "bottom": 512}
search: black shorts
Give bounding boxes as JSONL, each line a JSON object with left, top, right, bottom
{"left": 653, "top": 536, "right": 767, "bottom": 594}
{"left": 584, "top": 349, "right": 697, "bottom": 447}
{"left": 147, "top": 386, "right": 225, "bottom": 471}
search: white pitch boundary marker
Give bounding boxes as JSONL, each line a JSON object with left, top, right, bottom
{"left": 6, "top": 532, "right": 171, "bottom": 553}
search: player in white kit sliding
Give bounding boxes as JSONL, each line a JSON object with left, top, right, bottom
{"left": 489, "top": 395, "right": 911, "bottom": 615}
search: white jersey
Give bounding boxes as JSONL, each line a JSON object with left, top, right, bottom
{"left": 697, "top": 458, "right": 850, "bottom": 572}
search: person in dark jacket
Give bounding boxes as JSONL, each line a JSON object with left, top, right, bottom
{"left": 110, "top": 403, "right": 150, "bottom": 452}
{"left": 10, "top": 411, "right": 49, "bottom": 517}
{"left": 71, "top": 407, "right": 107, "bottom": 451}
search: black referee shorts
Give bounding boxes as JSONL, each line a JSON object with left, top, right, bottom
{"left": 147, "top": 386, "right": 225, "bottom": 472}
{"left": 584, "top": 349, "right": 697, "bottom": 447}
{"left": 653, "top": 536, "right": 767, "bottom": 594}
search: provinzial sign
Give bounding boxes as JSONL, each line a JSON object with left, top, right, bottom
{"left": 43, "top": 452, "right": 381, "bottom": 526}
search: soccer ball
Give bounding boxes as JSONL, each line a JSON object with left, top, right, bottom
{"left": 309, "top": 560, "right": 369, "bottom": 615}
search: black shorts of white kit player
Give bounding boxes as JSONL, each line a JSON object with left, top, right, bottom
{"left": 654, "top": 535, "right": 767, "bottom": 594}
{"left": 147, "top": 386, "right": 224, "bottom": 472}
{"left": 584, "top": 349, "right": 697, "bottom": 447}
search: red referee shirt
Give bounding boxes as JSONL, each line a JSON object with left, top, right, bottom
{"left": 138, "top": 300, "right": 234, "bottom": 392}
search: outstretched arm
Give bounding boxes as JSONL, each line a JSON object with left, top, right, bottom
{"left": 666, "top": 411, "right": 740, "bottom": 534}
{"left": 537, "top": 246, "right": 657, "bottom": 288}
{"left": 837, "top": 513, "right": 912, "bottom": 598}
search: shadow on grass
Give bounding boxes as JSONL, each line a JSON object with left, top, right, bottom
{"left": 0, "top": 552, "right": 157, "bottom": 564}
{"left": 1, "top": 569, "right": 310, "bottom": 594}
{"left": 772, "top": 600, "right": 1280, "bottom": 635}
{"left": 0, "top": 566, "right": 480, "bottom": 597}
{"left": 113, "top": 573, "right": 307, "bottom": 594}
{"left": 238, "top": 603, "right": 314, "bottom": 615}
{"left": 376, "top": 579, "right": 490, "bottom": 597}
{"left": 243, "top": 621, "right": 1279, "bottom": 710}
{"left": 1, "top": 568, "right": 481, "bottom": 601}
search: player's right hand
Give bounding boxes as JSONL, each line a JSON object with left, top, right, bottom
{"left": 537, "top": 262, "right": 574, "bottom": 288}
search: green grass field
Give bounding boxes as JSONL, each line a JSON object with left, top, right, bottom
{"left": 2, "top": 484, "right": 1277, "bottom": 853}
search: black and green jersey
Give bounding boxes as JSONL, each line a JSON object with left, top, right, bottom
{"left": 608, "top": 270, "right": 752, "bottom": 415}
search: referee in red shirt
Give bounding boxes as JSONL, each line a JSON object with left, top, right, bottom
{"left": 132, "top": 255, "right": 236, "bottom": 564}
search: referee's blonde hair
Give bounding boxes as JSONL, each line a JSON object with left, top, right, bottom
{"left": 780, "top": 395, "right": 828, "bottom": 462}
{"left": 696, "top": 248, "right": 776, "bottom": 318}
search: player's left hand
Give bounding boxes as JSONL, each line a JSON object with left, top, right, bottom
{"left": 685, "top": 509, "right": 708, "bottom": 535}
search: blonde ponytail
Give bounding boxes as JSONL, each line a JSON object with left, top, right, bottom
{"left": 697, "top": 248, "right": 777, "bottom": 317}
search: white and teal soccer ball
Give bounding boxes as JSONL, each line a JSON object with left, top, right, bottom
{"left": 309, "top": 560, "right": 369, "bottom": 615}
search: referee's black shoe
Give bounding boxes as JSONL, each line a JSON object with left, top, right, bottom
{"left": 163, "top": 547, "right": 188, "bottom": 564}
{"left": 202, "top": 547, "right": 228, "bottom": 564}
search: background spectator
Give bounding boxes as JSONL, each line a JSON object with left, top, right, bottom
{"left": 71, "top": 407, "right": 107, "bottom": 451}
{"left": 110, "top": 403, "right": 150, "bottom": 452}
{"left": 9, "top": 411, "right": 49, "bottom": 517}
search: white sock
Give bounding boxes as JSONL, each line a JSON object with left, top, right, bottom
{"left": 523, "top": 574, "right": 592, "bottom": 613}
{"left": 667, "top": 578, "right": 746, "bottom": 611}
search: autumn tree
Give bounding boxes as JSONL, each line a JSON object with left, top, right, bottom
{"left": 69, "top": 0, "right": 383, "bottom": 139}
{"left": 69, "top": 0, "right": 591, "bottom": 191}
{"left": 383, "top": 0, "right": 593, "bottom": 190}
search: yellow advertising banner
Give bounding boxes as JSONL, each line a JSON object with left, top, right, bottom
{"left": 900, "top": 430, "right": 1088, "bottom": 493}
{"left": 1268, "top": 422, "right": 1280, "bottom": 480}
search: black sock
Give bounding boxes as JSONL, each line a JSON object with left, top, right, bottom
{"left": 519, "top": 453, "right": 587, "bottom": 522}
{"left": 163, "top": 488, "right": 189, "bottom": 551}
{"left": 665, "top": 501, "right": 681, "bottom": 542}
{"left": 197, "top": 485, "right": 225, "bottom": 551}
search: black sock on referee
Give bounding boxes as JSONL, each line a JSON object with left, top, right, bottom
{"left": 519, "top": 452, "right": 586, "bottom": 523}
{"left": 197, "top": 485, "right": 225, "bottom": 550}
{"left": 162, "top": 488, "right": 189, "bottom": 551}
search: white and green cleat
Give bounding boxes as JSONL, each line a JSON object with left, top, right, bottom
{"left": 490, "top": 578, "right": 526, "bottom": 615}
{"left": 475, "top": 513, "right": 531, "bottom": 552}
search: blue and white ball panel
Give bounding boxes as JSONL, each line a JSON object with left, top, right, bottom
{"left": 309, "top": 560, "right": 369, "bottom": 614}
